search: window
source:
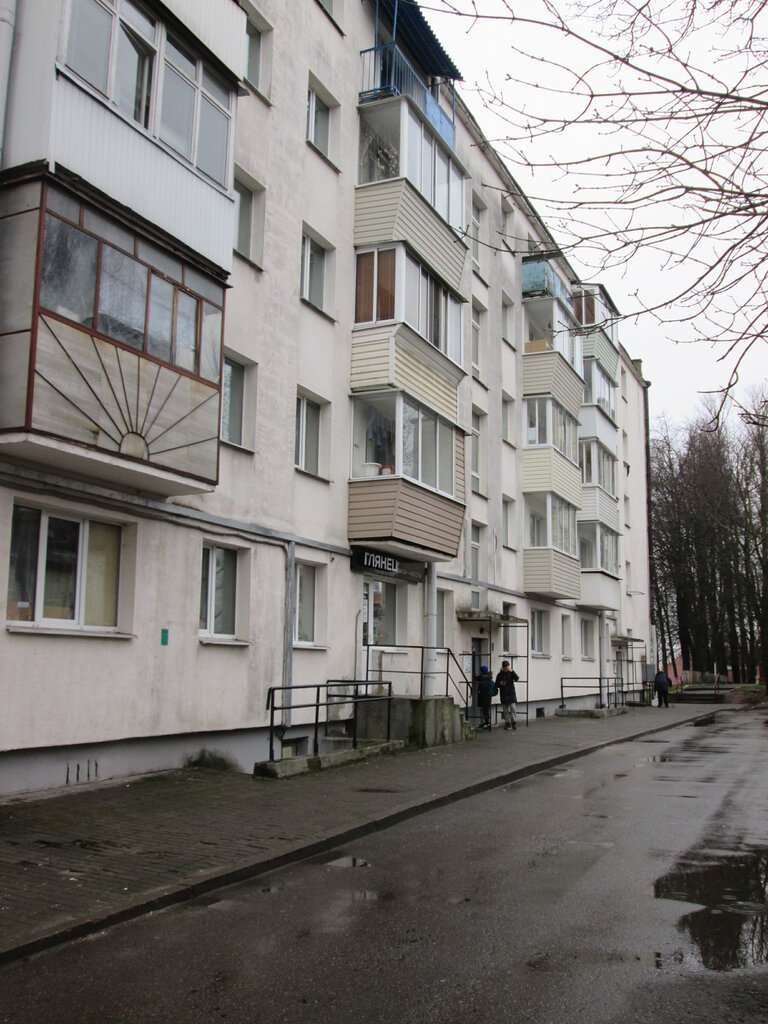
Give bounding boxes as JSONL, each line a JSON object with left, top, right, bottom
{"left": 359, "top": 104, "right": 400, "bottom": 183}
{"left": 531, "top": 609, "right": 549, "bottom": 655}
{"left": 580, "top": 523, "right": 619, "bottom": 575}
{"left": 598, "top": 446, "right": 617, "bottom": 495}
{"left": 404, "top": 252, "right": 462, "bottom": 364}
{"left": 562, "top": 614, "right": 572, "bottom": 658}
{"left": 351, "top": 393, "right": 455, "bottom": 494}
{"left": 502, "top": 498, "right": 515, "bottom": 548}
{"left": 405, "top": 108, "right": 463, "bottom": 231}
{"left": 501, "top": 397, "right": 514, "bottom": 443}
{"left": 300, "top": 232, "right": 329, "bottom": 311}
{"left": 471, "top": 589, "right": 480, "bottom": 611}
{"left": 552, "top": 402, "right": 579, "bottom": 463}
{"left": 363, "top": 580, "right": 397, "bottom": 645}
{"left": 7, "top": 505, "right": 121, "bottom": 628}
{"left": 550, "top": 495, "right": 578, "bottom": 557}
{"left": 199, "top": 544, "right": 237, "bottom": 637}
{"left": 295, "top": 394, "right": 320, "bottom": 475}
{"left": 583, "top": 359, "right": 616, "bottom": 419}
{"left": 40, "top": 202, "right": 223, "bottom": 382}
{"left": 471, "top": 303, "right": 482, "bottom": 379}
{"left": 221, "top": 357, "right": 245, "bottom": 446}
{"left": 245, "top": 20, "right": 261, "bottom": 88}
{"left": 501, "top": 298, "right": 514, "bottom": 346}
{"left": 624, "top": 495, "right": 631, "bottom": 527}
{"left": 573, "top": 290, "right": 596, "bottom": 325}
{"left": 625, "top": 560, "right": 633, "bottom": 593}
{"left": 470, "top": 523, "right": 483, "bottom": 581}
{"left": 502, "top": 601, "right": 517, "bottom": 654}
{"left": 526, "top": 494, "right": 546, "bottom": 547}
{"left": 526, "top": 398, "right": 547, "bottom": 446}
{"left": 355, "top": 248, "right": 395, "bottom": 323}
{"left": 233, "top": 176, "right": 265, "bottom": 265}
{"left": 295, "top": 563, "right": 316, "bottom": 643}
{"left": 67, "top": 0, "right": 233, "bottom": 185}
{"left": 471, "top": 199, "right": 482, "bottom": 269}
{"left": 501, "top": 200, "right": 515, "bottom": 252}
{"left": 580, "top": 618, "right": 594, "bottom": 658}
{"left": 307, "top": 88, "right": 329, "bottom": 156}
{"left": 471, "top": 411, "right": 483, "bottom": 494}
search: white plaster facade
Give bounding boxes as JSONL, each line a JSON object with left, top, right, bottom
{"left": 0, "top": 0, "right": 654, "bottom": 797}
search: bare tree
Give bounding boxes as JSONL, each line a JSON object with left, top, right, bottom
{"left": 428, "top": 0, "right": 768, "bottom": 416}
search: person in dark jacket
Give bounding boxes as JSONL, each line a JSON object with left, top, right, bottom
{"left": 496, "top": 660, "right": 520, "bottom": 731}
{"left": 476, "top": 665, "right": 493, "bottom": 730}
{"left": 654, "top": 669, "right": 671, "bottom": 708}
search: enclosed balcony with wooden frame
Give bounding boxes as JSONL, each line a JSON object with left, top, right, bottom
{"left": 0, "top": 180, "right": 224, "bottom": 496}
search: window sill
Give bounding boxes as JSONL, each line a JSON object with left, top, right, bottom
{"left": 502, "top": 437, "right": 517, "bottom": 450}
{"left": 241, "top": 79, "right": 272, "bottom": 107}
{"left": 502, "top": 544, "right": 518, "bottom": 553}
{"left": 6, "top": 624, "right": 134, "bottom": 639}
{"left": 233, "top": 249, "right": 264, "bottom": 273}
{"left": 314, "top": 0, "right": 345, "bottom": 34}
{"left": 472, "top": 375, "right": 489, "bottom": 393}
{"left": 502, "top": 337, "right": 517, "bottom": 351}
{"left": 293, "top": 642, "right": 329, "bottom": 651}
{"left": 472, "top": 265, "right": 489, "bottom": 288}
{"left": 198, "top": 637, "right": 251, "bottom": 647}
{"left": 295, "top": 466, "right": 331, "bottom": 483}
{"left": 306, "top": 139, "right": 341, "bottom": 173}
{"left": 562, "top": 656, "right": 573, "bottom": 662}
{"left": 531, "top": 652, "right": 551, "bottom": 659}
{"left": 300, "top": 296, "right": 336, "bottom": 323}
{"left": 471, "top": 487, "right": 488, "bottom": 500}
{"left": 581, "top": 656, "right": 596, "bottom": 663}
{"left": 221, "top": 439, "right": 256, "bottom": 455}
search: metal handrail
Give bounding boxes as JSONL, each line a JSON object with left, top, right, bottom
{"left": 359, "top": 42, "right": 455, "bottom": 149}
{"left": 265, "top": 681, "right": 393, "bottom": 762}
{"left": 559, "top": 675, "right": 626, "bottom": 710}
{"left": 364, "top": 644, "right": 471, "bottom": 705}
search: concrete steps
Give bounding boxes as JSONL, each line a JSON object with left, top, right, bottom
{"left": 253, "top": 740, "right": 405, "bottom": 779}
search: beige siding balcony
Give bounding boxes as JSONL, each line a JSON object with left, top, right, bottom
{"left": 348, "top": 477, "right": 465, "bottom": 559}
{"left": 350, "top": 323, "right": 462, "bottom": 423}
{"left": 522, "top": 349, "right": 584, "bottom": 419}
{"left": 524, "top": 548, "right": 581, "bottom": 599}
{"left": 355, "top": 179, "right": 468, "bottom": 296}
{"left": 522, "top": 448, "right": 582, "bottom": 508}
{"left": 579, "top": 486, "right": 620, "bottom": 531}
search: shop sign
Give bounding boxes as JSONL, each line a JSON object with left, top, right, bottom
{"left": 350, "top": 547, "right": 425, "bottom": 583}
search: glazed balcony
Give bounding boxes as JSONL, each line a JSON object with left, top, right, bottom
{"left": 360, "top": 43, "right": 455, "bottom": 150}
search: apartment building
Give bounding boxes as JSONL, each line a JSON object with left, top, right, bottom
{"left": 0, "top": 0, "right": 653, "bottom": 796}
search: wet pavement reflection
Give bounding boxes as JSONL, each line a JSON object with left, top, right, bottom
{"left": 655, "top": 848, "right": 768, "bottom": 970}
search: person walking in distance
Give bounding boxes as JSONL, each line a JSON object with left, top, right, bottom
{"left": 496, "top": 660, "right": 520, "bottom": 731}
{"left": 654, "top": 668, "right": 671, "bottom": 708}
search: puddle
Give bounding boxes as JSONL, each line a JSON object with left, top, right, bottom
{"left": 312, "top": 851, "right": 370, "bottom": 869}
{"left": 655, "top": 847, "right": 768, "bottom": 970}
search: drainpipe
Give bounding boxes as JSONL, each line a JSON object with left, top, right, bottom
{"left": 0, "top": 0, "right": 17, "bottom": 169}
{"left": 598, "top": 610, "right": 609, "bottom": 707}
{"left": 282, "top": 541, "right": 296, "bottom": 728}
{"left": 424, "top": 561, "right": 438, "bottom": 696}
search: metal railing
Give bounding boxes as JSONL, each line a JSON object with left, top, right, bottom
{"left": 360, "top": 43, "right": 455, "bottom": 149}
{"left": 265, "top": 681, "right": 393, "bottom": 762}
{"left": 559, "top": 675, "right": 628, "bottom": 710}
{"left": 364, "top": 644, "right": 472, "bottom": 707}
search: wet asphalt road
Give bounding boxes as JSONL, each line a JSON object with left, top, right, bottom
{"left": 1, "top": 710, "right": 767, "bottom": 1024}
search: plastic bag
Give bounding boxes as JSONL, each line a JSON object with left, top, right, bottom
{"left": 651, "top": 696, "right": 659, "bottom": 707}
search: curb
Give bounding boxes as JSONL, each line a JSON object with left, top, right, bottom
{"left": 0, "top": 708, "right": 721, "bottom": 966}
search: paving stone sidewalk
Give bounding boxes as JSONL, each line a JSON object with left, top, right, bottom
{"left": 0, "top": 705, "right": 721, "bottom": 964}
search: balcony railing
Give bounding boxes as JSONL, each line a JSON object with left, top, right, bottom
{"left": 360, "top": 43, "right": 455, "bottom": 149}
{"left": 522, "top": 259, "right": 574, "bottom": 309}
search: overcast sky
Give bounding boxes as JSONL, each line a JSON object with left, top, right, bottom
{"left": 421, "top": 1, "right": 768, "bottom": 427}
